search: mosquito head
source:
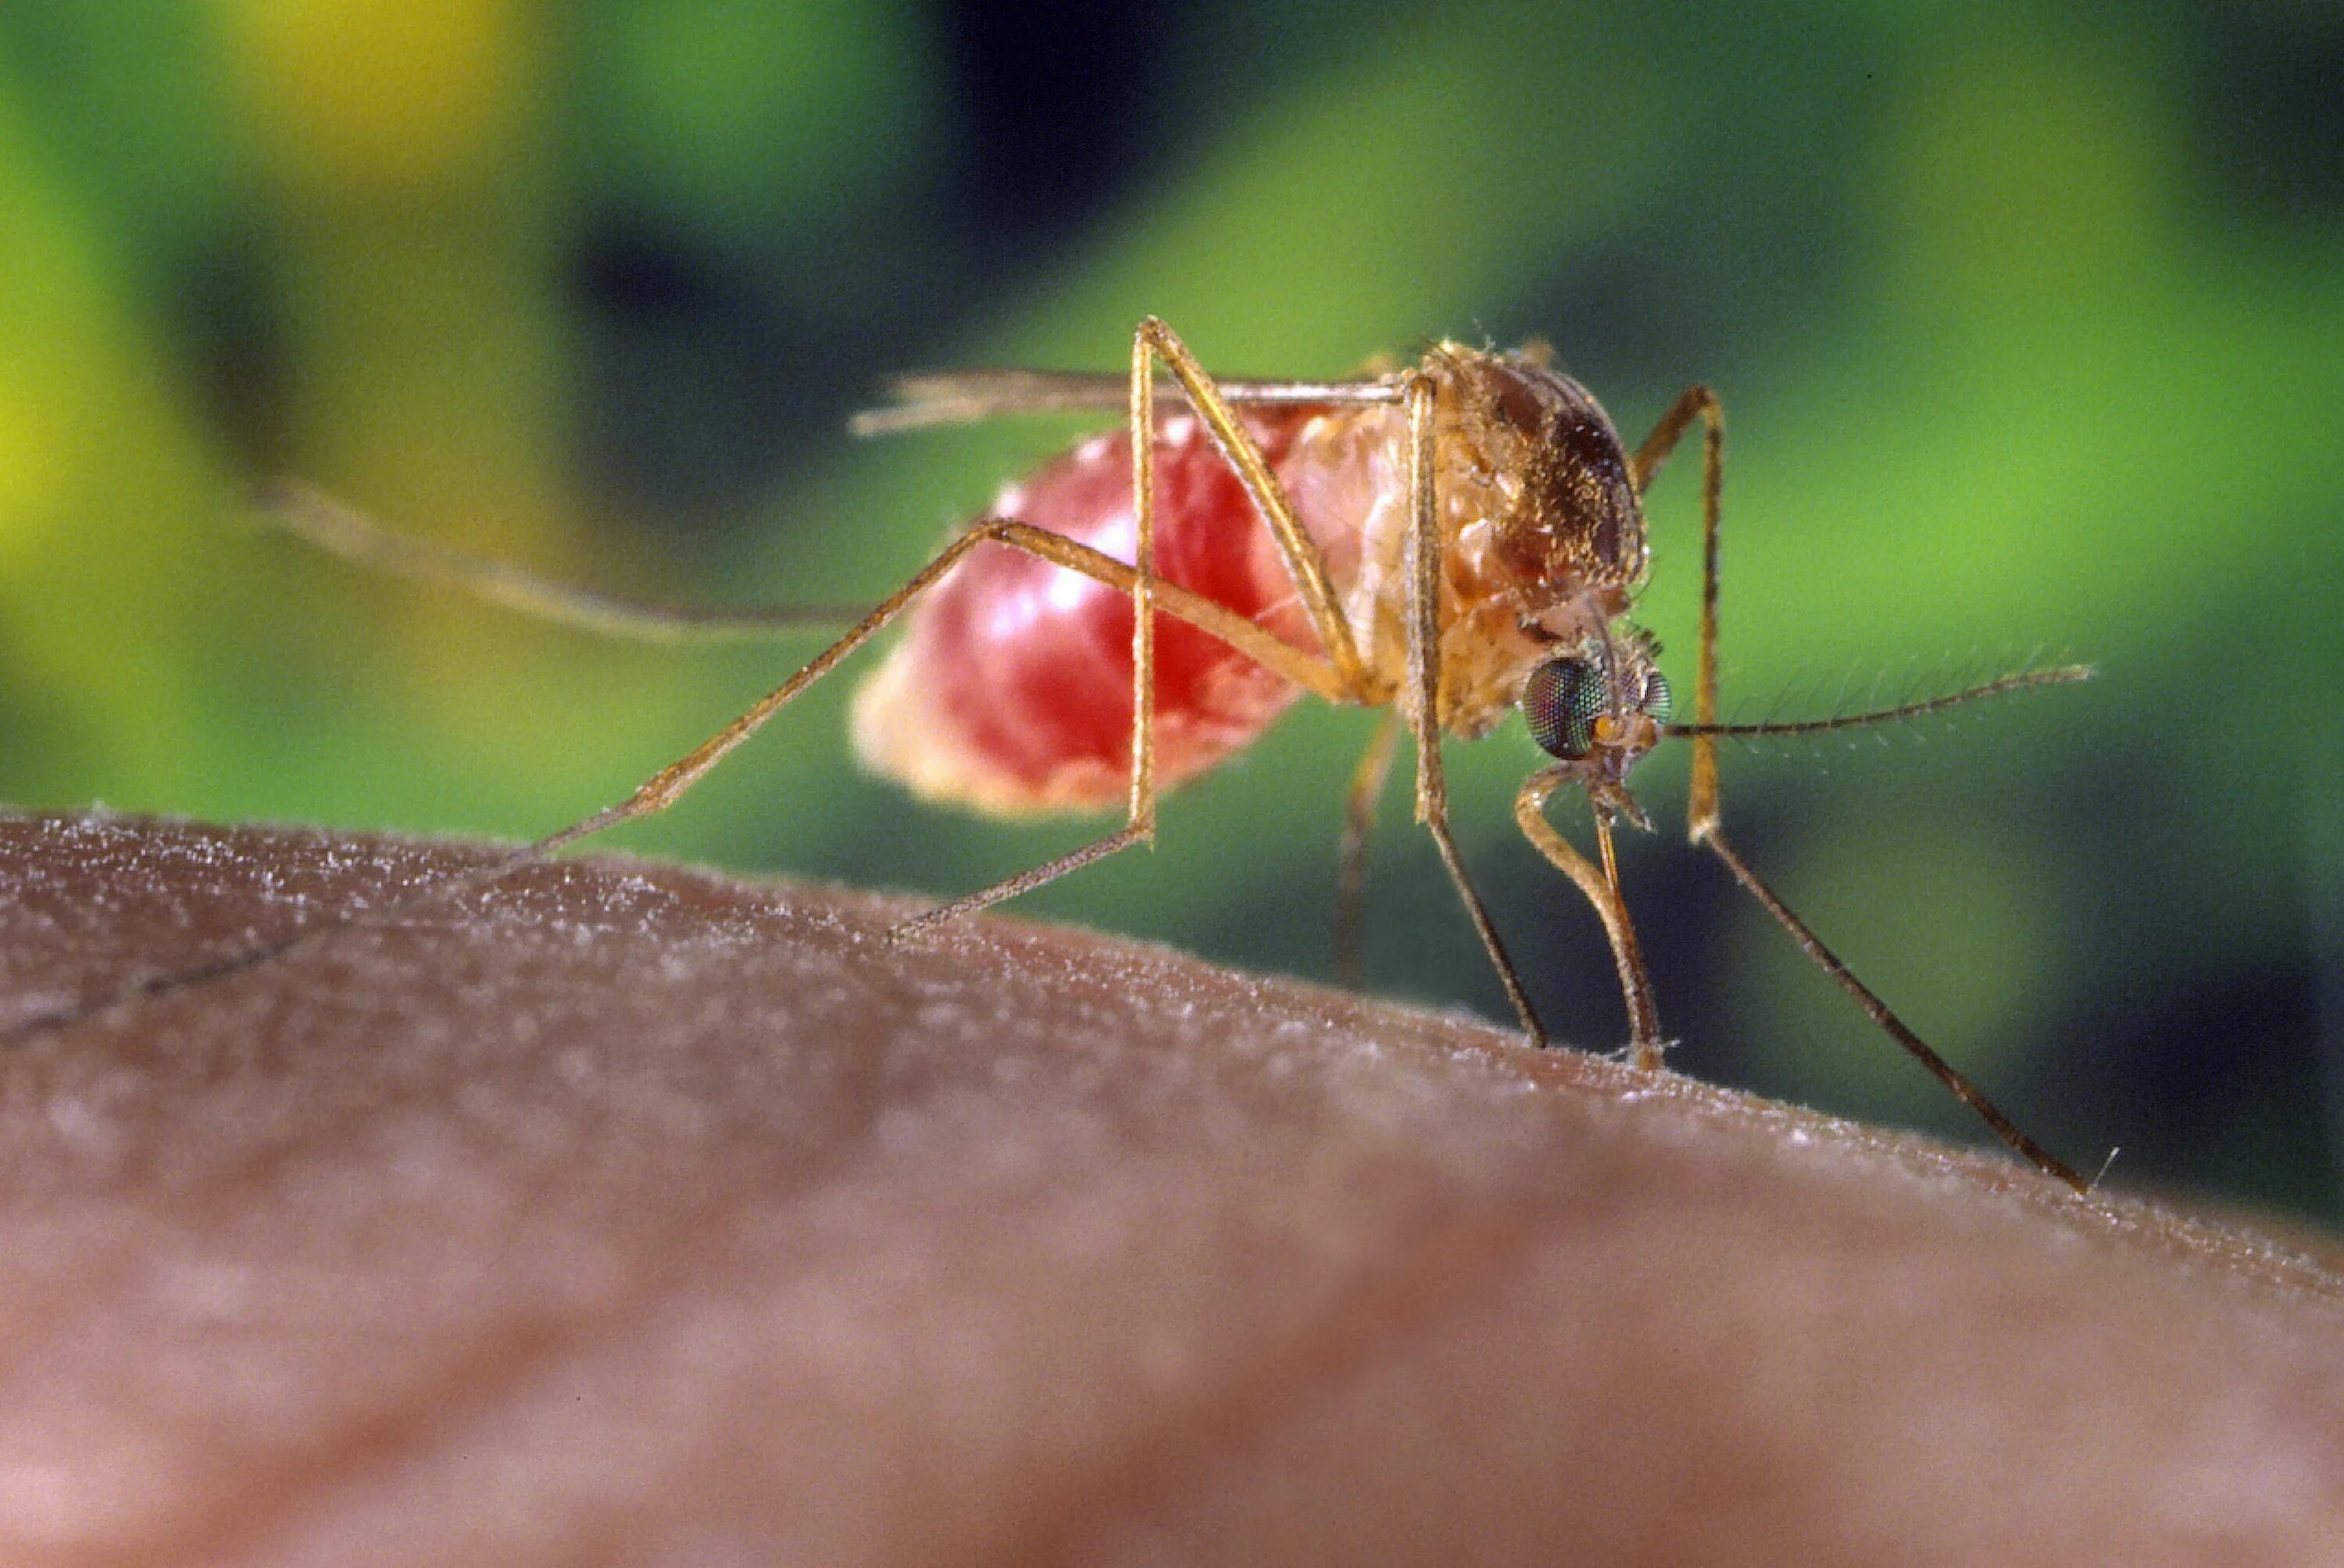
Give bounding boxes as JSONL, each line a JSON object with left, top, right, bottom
{"left": 1522, "top": 630, "right": 1671, "bottom": 796}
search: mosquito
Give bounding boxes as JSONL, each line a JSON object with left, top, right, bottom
{"left": 30, "top": 317, "right": 2093, "bottom": 1187}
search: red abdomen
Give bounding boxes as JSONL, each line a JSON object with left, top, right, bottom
{"left": 852, "top": 413, "right": 1340, "bottom": 816}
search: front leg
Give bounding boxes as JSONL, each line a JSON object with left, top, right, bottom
{"left": 1398, "top": 372, "right": 1547, "bottom": 1047}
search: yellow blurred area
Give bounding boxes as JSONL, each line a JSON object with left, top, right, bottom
{"left": 223, "top": 0, "right": 531, "bottom": 196}
{"left": 0, "top": 370, "right": 71, "bottom": 558}
{"left": 212, "top": 1, "right": 581, "bottom": 748}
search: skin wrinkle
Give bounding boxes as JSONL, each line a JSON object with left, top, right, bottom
{"left": 0, "top": 878, "right": 912, "bottom": 1560}
{"left": 1023, "top": 1202, "right": 1545, "bottom": 1563}
{"left": 1095, "top": 1174, "right": 2344, "bottom": 1563}
{"left": 34, "top": 1071, "right": 899, "bottom": 1559}
{"left": 220, "top": 1173, "right": 872, "bottom": 1563}
{"left": 594, "top": 979, "right": 1523, "bottom": 1562}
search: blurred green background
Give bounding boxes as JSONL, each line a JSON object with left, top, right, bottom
{"left": 2, "top": 1, "right": 2339, "bottom": 1215}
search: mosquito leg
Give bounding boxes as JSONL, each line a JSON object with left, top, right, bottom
{"left": 895, "top": 316, "right": 1395, "bottom": 942}
{"left": 1513, "top": 768, "right": 1663, "bottom": 1064}
{"left": 1628, "top": 384, "right": 1725, "bottom": 838}
{"left": 252, "top": 482, "right": 866, "bottom": 642}
{"left": 1131, "top": 317, "right": 1379, "bottom": 702}
{"left": 1333, "top": 710, "right": 1401, "bottom": 989}
{"left": 573, "top": 505, "right": 1352, "bottom": 944}
{"left": 1592, "top": 809, "right": 1663, "bottom": 1062}
{"left": 1628, "top": 382, "right": 1720, "bottom": 491}
{"left": 1634, "top": 387, "right": 2084, "bottom": 1188}
{"left": 4, "top": 520, "right": 1345, "bottom": 1043}
{"left": 888, "top": 323, "right": 1175, "bottom": 941}
{"left": 1701, "top": 830, "right": 2089, "bottom": 1192}
{"left": 1399, "top": 373, "right": 1545, "bottom": 1047}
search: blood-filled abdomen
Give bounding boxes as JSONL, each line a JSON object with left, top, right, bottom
{"left": 852, "top": 413, "right": 1345, "bottom": 816}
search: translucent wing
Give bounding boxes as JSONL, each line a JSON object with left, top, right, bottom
{"left": 851, "top": 368, "right": 1402, "bottom": 436}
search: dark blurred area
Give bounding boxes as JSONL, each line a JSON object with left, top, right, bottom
{"left": 0, "top": 1, "right": 2339, "bottom": 1216}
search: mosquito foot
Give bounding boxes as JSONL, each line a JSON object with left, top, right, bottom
{"left": 1604, "top": 1038, "right": 1678, "bottom": 1069}
{"left": 881, "top": 913, "right": 948, "bottom": 948}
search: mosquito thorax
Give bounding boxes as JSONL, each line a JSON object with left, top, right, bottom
{"left": 1410, "top": 346, "right": 1656, "bottom": 745}
{"left": 1427, "top": 347, "right": 1650, "bottom": 612}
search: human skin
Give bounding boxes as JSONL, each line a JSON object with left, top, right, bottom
{"left": 2, "top": 810, "right": 2341, "bottom": 1565}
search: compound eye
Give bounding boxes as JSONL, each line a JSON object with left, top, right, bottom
{"left": 1642, "top": 669, "right": 1674, "bottom": 727}
{"left": 1524, "top": 655, "right": 1606, "bottom": 760}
